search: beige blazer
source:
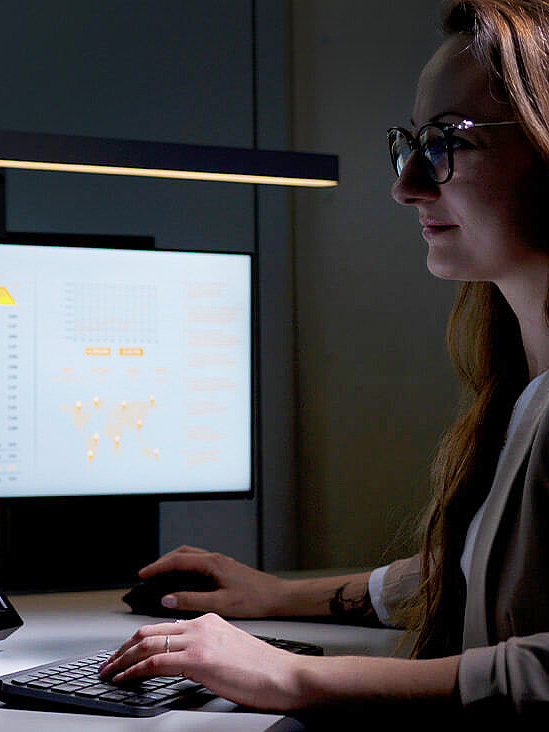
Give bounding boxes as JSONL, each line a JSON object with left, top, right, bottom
{"left": 381, "top": 369, "right": 549, "bottom": 715}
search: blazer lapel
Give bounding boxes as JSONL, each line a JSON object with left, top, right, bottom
{"left": 462, "top": 371, "right": 549, "bottom": 649}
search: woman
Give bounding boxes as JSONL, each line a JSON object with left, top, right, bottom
{"left": 100, "top": 0, "right": 549, "bottom": 716}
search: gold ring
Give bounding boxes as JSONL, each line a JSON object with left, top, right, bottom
{"left": 165, "top": 635, "right": 170, "bottom": 653}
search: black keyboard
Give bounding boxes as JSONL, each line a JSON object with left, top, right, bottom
{"left": 0, "top": 636, "right": 323, "bottom": 717}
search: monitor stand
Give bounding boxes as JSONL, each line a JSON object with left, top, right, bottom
{"left": 0, "top": 496, "right": 160, "bottom": 593}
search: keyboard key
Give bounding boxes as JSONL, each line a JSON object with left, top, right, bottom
{"left": 27, "top": 680, "right": 61, "bottom": 690}
{"left": 53, "top": 684, "right": 85, "bottom": 694}
{"left": 75, "top": 684, "right": 116, "bottom": 698}
{"left": 63, "top": 680, "right": 95, "bottom": 689}
{"left": 143, "top": 687, "right": 183, "bottom": 699}
{"left": 87, "top": 654, "right": 109, "bottom": 663}
{"left": 63, "top": 671, "right": 92, "bottom": 680}
{"left": 162, "top": 676, "right": 195, "bottom": 686}
{"left": 125, "top": 695, "right": 164, "bottom": 707}
{"left": 133, "top": 691, "right": 167, "bottom": 701}
{"left": 148, "top": 681, "right": 202, "bottom": 699}
{"left": 171, "top": 679, "right": 202, "bottom": 692}
{"left": 11, "top": 675, "right": 39, "bottom": 686}
{"left": 99, "top": 691, "right": 133, "bottom": 702}
{"left": 46, "top": 674, "right": 75, "bottom": 683}
{"left": 140, "top": 679, "right": 167, "bottom": 688}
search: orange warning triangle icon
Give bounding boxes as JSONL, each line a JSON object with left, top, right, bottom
{"left": 0, "top": 287, "right": 16, "bottom": 305}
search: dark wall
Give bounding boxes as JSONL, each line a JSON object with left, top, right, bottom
{"left": 292, "top": 0, "right": 459, "bottom": 570}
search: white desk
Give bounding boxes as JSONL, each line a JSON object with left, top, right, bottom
{"left": 0, "top": 589, "right": 406, "bottom": 730}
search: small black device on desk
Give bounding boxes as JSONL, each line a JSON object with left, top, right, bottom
{"left": 122, "top": 570, "right": 217, "bottom": 618}
{"left": 0, "top": 588, "right": 23, "bottom": 640}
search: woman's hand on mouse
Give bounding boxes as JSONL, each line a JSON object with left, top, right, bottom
{"left": 138, "top": 545, "right": 292, "bottom": 618}
{"left": 99, "top": 614, "right": 305, "bottom": 710}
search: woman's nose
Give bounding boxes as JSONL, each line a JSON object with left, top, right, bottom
{"left": 391, "top": 150, "right": 440, "bottom": 205}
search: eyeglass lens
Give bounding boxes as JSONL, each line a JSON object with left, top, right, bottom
{"left": 389, "top": 126, "right": 450, "bottom": 183}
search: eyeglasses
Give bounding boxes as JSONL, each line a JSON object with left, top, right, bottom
{"left": 387, "top": 119, "right": 518, "bottom": 184}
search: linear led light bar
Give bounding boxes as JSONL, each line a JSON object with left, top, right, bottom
{"left": 0, "top": 130, "right": 338, "bottom": 188}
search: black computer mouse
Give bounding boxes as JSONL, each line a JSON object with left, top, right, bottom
{"left": 122, "top": 569, "right": 217, "bottom": 619}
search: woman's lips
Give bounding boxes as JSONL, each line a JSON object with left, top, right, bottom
{"left": 421, "top": 224, "right": 458, "bottom": 238}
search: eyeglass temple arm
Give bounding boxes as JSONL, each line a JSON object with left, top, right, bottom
{"left": 454, "top": 119, "right": 517, "bottom": 130}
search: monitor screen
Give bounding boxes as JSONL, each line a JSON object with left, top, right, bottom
{"left": 0, "top": 243, "right": 253, "bottom": 498}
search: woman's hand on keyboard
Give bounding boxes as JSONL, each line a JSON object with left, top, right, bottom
{"left": 139, "top": 545, "right": 292, "bottom": 618}
{"left": 99, "top": 614, "right": 305, "bottom": 710}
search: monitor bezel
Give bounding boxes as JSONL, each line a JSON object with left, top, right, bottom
{"left": 0, "top": 233, "right": 258, "bottom": 504}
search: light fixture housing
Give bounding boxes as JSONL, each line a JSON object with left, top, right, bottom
{"left": 0, "top": 130, "right": 338, "bottom": 188}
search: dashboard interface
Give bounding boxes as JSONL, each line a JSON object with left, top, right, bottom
{"left": 0, "top": 244, "right": 252, "bottom": 497}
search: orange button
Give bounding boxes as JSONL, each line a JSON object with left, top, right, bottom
{"left": 120, "top": 347, "right": 144, "bottom": 356}
{"left": 86, "top": 347, "right": 111, "bottom": 356}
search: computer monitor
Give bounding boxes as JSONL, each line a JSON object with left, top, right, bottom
{"left": 1, "top": 240, "right": 253, "bottom": 498}
{"left": 0, "top": 237, "right": 256, "bottom": 591}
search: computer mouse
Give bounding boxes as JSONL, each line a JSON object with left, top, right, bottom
{"left": 122, "top": 569, "right": 217, "bottom": 619}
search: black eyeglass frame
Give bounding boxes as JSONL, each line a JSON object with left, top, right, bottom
{"left": 387, "top": 118, "right": 517, "bottom": 184}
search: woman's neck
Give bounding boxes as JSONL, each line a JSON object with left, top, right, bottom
{"left": 496, "top": 267, "right": 549, "bottom": 381}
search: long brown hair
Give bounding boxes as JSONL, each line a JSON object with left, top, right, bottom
{"left": 406, "top": 0, "right": 549, "bottom": 658}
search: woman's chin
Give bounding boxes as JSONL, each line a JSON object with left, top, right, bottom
{"left": 426, "top": 256, "right": 469, "bottom": 281}
{"left": 427, "top": 264, "right": 468, "bottom": 282}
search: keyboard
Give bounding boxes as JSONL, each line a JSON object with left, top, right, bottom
{"left": 0, "top": 636, "right": 323, "bottom": 717}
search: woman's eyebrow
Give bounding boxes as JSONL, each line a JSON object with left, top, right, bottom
{"left": 410, "top": 111, "right": 467, "bottom": 126}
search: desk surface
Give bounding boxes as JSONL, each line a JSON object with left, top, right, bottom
{"left": 0, "top": 588, "right": 406, "bottom": 730}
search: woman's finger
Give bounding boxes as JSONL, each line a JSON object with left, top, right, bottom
{"left": 111, "top": 651, "right": 188, "bottom": 684}
{"left": 162, "top": 588, "right": 226, "bottom": 612}
{"left": 139, "top": 551, "right": 218, "bottom": 579}
{"left": 101, "top": 632, "right": 187, "bottom": 680}
{"left": 102, "top": 634, "right": 166, "bottom": 678}
{"left": 139, "top": 545, "right": 209, "bottom": 576}
{"left": 100, "top": 621, "right": 186, "bottom": 669}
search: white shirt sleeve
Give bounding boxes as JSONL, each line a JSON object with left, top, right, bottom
{"left": 368, "top": 564, "right": 392, "bottom": 625}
